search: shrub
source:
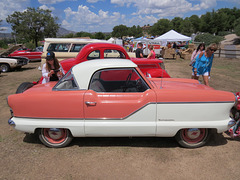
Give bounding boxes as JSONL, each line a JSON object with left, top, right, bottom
{"left": 194, "top": 33, "right": 224, "bottom": 46}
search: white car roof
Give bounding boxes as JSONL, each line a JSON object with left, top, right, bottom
{"left": 72, "top": 59, "right": 137, "bottom": 89}
{"left": 44, "top": 38, "right": 108, "bottom": 43}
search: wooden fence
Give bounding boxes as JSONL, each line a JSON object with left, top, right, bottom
{"left": 216, "top": 46, "right": 240, "bottom": 58}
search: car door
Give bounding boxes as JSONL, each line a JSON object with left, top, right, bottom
{"left": 84, "top": 68, "right": 157, "bottom": 136}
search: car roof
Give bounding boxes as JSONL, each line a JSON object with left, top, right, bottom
{"left": 44, "top": 38, "right": 108, "bottom": 43}
{"left": 72, "top": 59, "right": 137, "bottom": 89}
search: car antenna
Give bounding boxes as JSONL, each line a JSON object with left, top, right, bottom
{"left": 160, "top": 68, "right": 163, "bottom": 89}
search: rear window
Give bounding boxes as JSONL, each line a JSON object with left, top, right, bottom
{"left": 104, "top": 49, "right": 126, "bottom": 59}
{"left": 87, "top": 50, "right": 100, "bottom": 60}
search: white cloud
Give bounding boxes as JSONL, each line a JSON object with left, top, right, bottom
{"left": 38, "top": 0, "right": 66, "bottom": 4}
{"left": 0, "top": 0, "right": 29, "bottom": 20}
{"left": 111, "top": 0, "right": 218, "bottom": 17}
{"left": 39, "top": 5, "right": 55, "bottom": 11}
{"left": 62, "top": 5, "right": 124, "bottom": 32}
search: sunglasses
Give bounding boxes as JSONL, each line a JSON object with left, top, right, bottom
{"left": 210, "top": 49, "right": 216, "bottom": 52}
{"left": 47, "top": 59, "right": 54, "bottom": 61}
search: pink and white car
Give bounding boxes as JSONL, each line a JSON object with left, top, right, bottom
{"left": 8, "top": 59, "right": 236, "bottom": 148}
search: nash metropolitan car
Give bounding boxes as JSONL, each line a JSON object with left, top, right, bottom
{"left": 7, "top": 59, "right": 236, "bottom": 148}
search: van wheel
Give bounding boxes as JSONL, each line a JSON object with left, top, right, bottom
{"left": 175, "top": 128, "right": 210, "bottom": 148}
{"left": 16, "top": 82, "right": 34, "bottom": 94}
{"left": 0, "top": 64, "right": 10, "bottom": 72}
{"left": 38, "top": 128, "right": 73, "bottom": 148}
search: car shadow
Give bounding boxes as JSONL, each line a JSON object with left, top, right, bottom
{"left": 72, "top": 137, "right": 179, "bottom": 148}
{"left": 207, "top": 133, "right": 228, "bottom": 146}
{"left": 15, "top": 67, "right": 36, "bottom": 72}
{"left": 23, "top": 132, "right": 229, "bottom": 148}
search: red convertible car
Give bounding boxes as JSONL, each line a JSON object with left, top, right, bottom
{"left": 8, "top": 59, "right": 236, "bottom": 148}
{"left": 9, "top": 48, "right": 42, "bottom": 61}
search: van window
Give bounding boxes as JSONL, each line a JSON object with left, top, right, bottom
{"left": 47, "top": 43, "right": 71, "bottom": 52}
{"left": 70, "top": 44, "right": 86, "bottom": 52}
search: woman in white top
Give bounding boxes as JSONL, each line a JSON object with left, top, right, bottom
{"left": 42, "top": 52, "right": 65, "bottom": 84}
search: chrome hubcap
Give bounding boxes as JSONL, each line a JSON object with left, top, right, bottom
{"left": 186, "top": 128, "right": 201, "bottom": 139}
{"left": 48, "top": 128, "right": 62, "bottom": 139}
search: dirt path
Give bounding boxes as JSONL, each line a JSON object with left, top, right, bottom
{"left": 0, "top": 59, "right": 239, "bottom": 179}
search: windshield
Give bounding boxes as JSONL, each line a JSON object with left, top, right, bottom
{"left": 53, "top": 70, "right": 78, "bottom": 90}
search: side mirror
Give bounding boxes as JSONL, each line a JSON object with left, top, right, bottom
{"left": 146, "top": 72, "right": 152, "bottom": 78}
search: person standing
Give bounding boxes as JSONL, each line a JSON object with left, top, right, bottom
{"left": 42, "top": 52, "right": 65, "bottom": 84}
{"left": 193, "top": 43, "right": 217, "bottom": 86}
{"left": 135, "top": 43, "right": 144, "bottom": 58}
{"left": 190, "top": 43, "right": 205, "bottom": 79}
{"left": 147, "top": 45, "right": 156, "bottom": 59}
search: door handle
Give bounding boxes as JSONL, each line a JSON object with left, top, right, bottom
{"left": 85, "top": 101, "right": 97, "bottom": 106}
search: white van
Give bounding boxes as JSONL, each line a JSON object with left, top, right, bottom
{"left": 41, "top": 38, "right": 108, "bottom": 65}
{"left": 132, "top": 39, "right": 162, "bottom": 57}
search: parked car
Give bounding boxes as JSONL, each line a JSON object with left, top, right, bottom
{"left": 0, "top": 45, "right": 29, "bottom": 72}
{"left": 8, "top": 59, "right": 236, "bottom": 148}
{"left": 59, "top": 43, "right": 170, "bottom": 78}
{"left": 9, "top": 47, "right": 42, "bottom": 61}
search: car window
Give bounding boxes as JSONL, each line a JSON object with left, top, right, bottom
{"left": 87, "top": 50, "right": 100, "bottom": 60}
{"left": 53, "top": 71, "right": 78, "bottom": 90}
{"left": 89, "top": 68, "right": 149, "bottom": 93}
{"left": 104, "top": 49, "right": 126, "bottom": 59}
{"left": 47, "top": 43, "right": 71, "bottom": 52}
{"left": 70, "top": 44, "right": 86, "bottom": 52}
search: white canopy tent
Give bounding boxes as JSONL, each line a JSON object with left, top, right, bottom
{"left": 154, "top": 30, "right": 191, "bottom": 45}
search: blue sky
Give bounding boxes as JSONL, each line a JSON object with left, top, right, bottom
{"left": 0, "top": 0, "right": 239, "bottom": 33}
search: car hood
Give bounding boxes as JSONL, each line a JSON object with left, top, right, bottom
{"left": 0, "top": 44, "right": 22, "bottom": 57}
{"left": 24, "top": 82, "right": 57, "bottom": 93}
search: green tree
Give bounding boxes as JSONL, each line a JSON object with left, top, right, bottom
{"left": 200, "top": 12, "right": 212, "bottom": 33}
{"left": 234, "top": 18, "right": 240, "bottom": 36}
{"left": 112, "top": 25, "right": 129, "bottom": 39}
{"left": 189, "top": 15, "right": 201, "bottom": 33}
{"left": 6, "top": 7, "right": 59, "bottom": 47}
{"left": 94, "top": 32, "right": 105, "bottom": 39}
{"left": 62, "top": 33, "right": 75, "bottom": 38}
{"left": 179, "top": 17, "right": 193, "bottom": 36}
{"left": 171, "top": 17, "right": 183, "bottom": 33}
{"left": 128, "top": 25, "right": 143, "bottom": 38}
{"left": 74, "top": 31, "right": 93, "bottom": 38}
{"left": 0, "top": 19, "right": 3, "bottom": 31}
{"left": 149, "top": 19, "right": 172, "bottom": 36}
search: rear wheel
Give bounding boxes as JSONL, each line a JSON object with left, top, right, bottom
{"left": 0, "top": 63, "right": 10, "bottom": 72}
{"left": 175, "top": 128, "right": 210, "bottom": 148}
{"left": 38, "top": 128, "right": 73, "bottom": 148}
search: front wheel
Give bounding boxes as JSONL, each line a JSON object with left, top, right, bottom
{"left": 38, "top": 128, "right": 73, "bottom": 148}
{"left": 175, "top": 128, "right": 210, "bottom": 148}
{"left": 0, "top": 63, "right": 10, "bottom": 72}
{"left": 16, "top": 82, "right": 34, "bottom": 94}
